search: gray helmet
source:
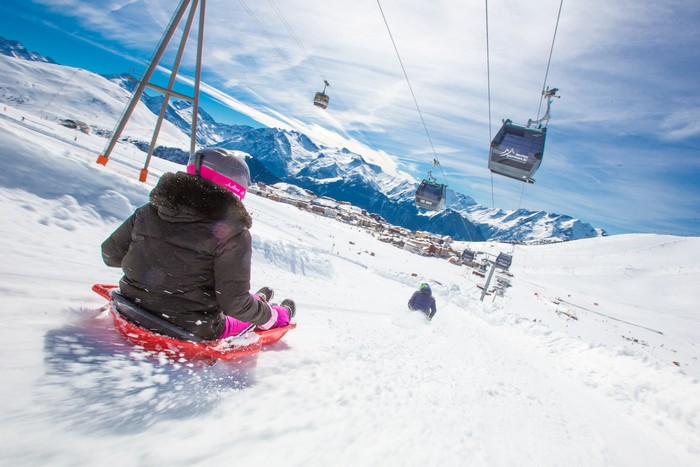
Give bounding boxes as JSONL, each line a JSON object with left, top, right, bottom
{"left": 186, "top": 148, "right": 251, "bottom": 199}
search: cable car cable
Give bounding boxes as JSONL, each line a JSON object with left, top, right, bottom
{"left": 375, "top": 1, "right": 479, "bottom": 243}
{"left": 268, "top": 0, "right": 325, "bottom": 81}
{"left": 535, "top": 0, "right": 564, "bottom": 123}
{"left": 376, "top": 0, "right": 439, "bottom": 165}
{"left": 485, "top": 0, "right": 563, "bottom": 209}
{"left": 272, "top": 0, "right": 468, "bottom": 242}
{"left": 266, "top": 0, "right": 332, "bottom": 110}
{"left": 267, "top": 0, "right": 385, "bottom": 155}
{"left": 376, "top": 1, "right": 453, "bottom": 216}
{"left": 238, "top": 0, "right": 306, "bottom": 85}
{"left": 484, "top": 0, "right": 496, "bottom": 209}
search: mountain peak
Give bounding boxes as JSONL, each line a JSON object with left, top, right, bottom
{"left": 0, "top": 36, "right": 57, "bottom": 64}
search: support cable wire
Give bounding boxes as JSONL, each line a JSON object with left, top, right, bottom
{"left": 516, "top": 0, "right": 562, "bottom": 252}
{"left": 485, "top": 0, "right": 495, "bottom": 209}
{"left": 485, "top": 0, "right": 564, "bottom": 254}
{"left": 267, "top": 0, "right": 383, "bottom": 165}
{"left": 272, "top": 0, "right": 471, "bottom": 246}
{"left": 377, "top": 0, "right": 476, "bottom": 243}
{"left": 268, "top": 0, "right": 325, "bottom": 80}
{"left": 39, "top": 67, "right": 81, "bottom": 117}
{"left": 376, "top": 0, "right": 440, "bottom": 166}
{"left": 238, "top": 0, "right": 307, "bottom": 85}
{"left": 377, "top": 1, "right": 471, "bottom": 241}
{"left": 535, "top": 0, "right": 564, "bottom": 123}
{"left": 246, "top": 0, "right": 381, "bottom": 154}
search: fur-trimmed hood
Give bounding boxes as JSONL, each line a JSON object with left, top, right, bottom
{"left": 149, "top": 171, "right": 252, "bottom": 228}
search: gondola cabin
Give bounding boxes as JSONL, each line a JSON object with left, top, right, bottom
{"left": 313, "top": 80, "right": 331, "bottom": 109}
{"left": 494, "top": 252, "right": 513, "bottom": 270}
{"left": 489, "top": 119, "right": 546, "bottom": 184}
{"left": 415, "top": 180, "right": 446, "bottom": 211}
{"left": 461, "top": 249, "right": 475, "bottom": 263}
{"left": 313, "top": 91, "right": 329, "bottom": 109}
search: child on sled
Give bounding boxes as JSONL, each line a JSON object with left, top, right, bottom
{"left": 101, "top": 148, "right": 295, "bottom": 340}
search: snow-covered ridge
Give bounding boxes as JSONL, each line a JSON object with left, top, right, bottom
{"left": 0, "top": 35, "right": 56, "bottom": 64}
{"left": 0, "top": 36, "right": 601, "bottom": 243}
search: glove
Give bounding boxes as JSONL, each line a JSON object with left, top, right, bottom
{"left": 256, "top": 306, "right": 278, "bottom": 331}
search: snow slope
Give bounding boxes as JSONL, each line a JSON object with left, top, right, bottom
{"left": 0, "top": 101, "right": 699, "bottom": 466}
{"left": 0, "top": 54, "right": 189, "bottom": 150}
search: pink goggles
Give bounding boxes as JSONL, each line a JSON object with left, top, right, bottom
{"left": 186, "top": 164, "right": 247, "bottom": 200}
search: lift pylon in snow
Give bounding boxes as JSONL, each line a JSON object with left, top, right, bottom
{"left": 96, "top": 0, "right": 206, "bottom": 182}
{"left": 480, "top": 252, "right": 513, "bottom": 302}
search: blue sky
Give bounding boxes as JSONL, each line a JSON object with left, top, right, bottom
{"left": 2, "top": 0, "right": 700, "bottom": 236}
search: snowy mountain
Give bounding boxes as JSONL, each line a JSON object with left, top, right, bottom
{"left": 210, "top": 124, "right": 600, "bottom": 242}
{"left": 0, "top": 36, "right": 57, "bottom": 64}
{"left": 0, "top": 36, "right": 600, "bottom": 243}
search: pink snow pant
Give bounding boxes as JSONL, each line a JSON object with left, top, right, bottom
{"left": 218, "top": 295, "right": 290, "bottom": 339}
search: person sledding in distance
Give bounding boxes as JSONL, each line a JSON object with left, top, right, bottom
{"left": 101, "top": 147, "right": 295, "bottom": 341}
{"left": 408, "top": 283, "right": 437, "bottom": 321}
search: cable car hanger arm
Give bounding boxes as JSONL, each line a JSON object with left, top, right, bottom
{"left": 527, "top": 87, "right": 559, "bottom": 129}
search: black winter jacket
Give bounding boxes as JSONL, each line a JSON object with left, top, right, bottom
{"left": 101, "top": 171, "right": 272, "bottom": 340}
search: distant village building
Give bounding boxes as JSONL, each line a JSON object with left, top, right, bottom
{"left": 311, "top": 205, "right": 338, "bottom": 218}
{"left": 248, "top": 179, "right": 473, "bottom": 269}
{"left": 59, "top": 118, "right": 90, "bottom": 134}
{"left": 248, "top": 183, "right": 267, "bottom": 196}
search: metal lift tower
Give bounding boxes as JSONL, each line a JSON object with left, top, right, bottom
{"left": 96, "top": 0, "right": 206, "bottom": 182}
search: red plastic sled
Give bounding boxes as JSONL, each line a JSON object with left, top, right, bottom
{"left": 92, "top": 284, "right": 295, "bottom": 362}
